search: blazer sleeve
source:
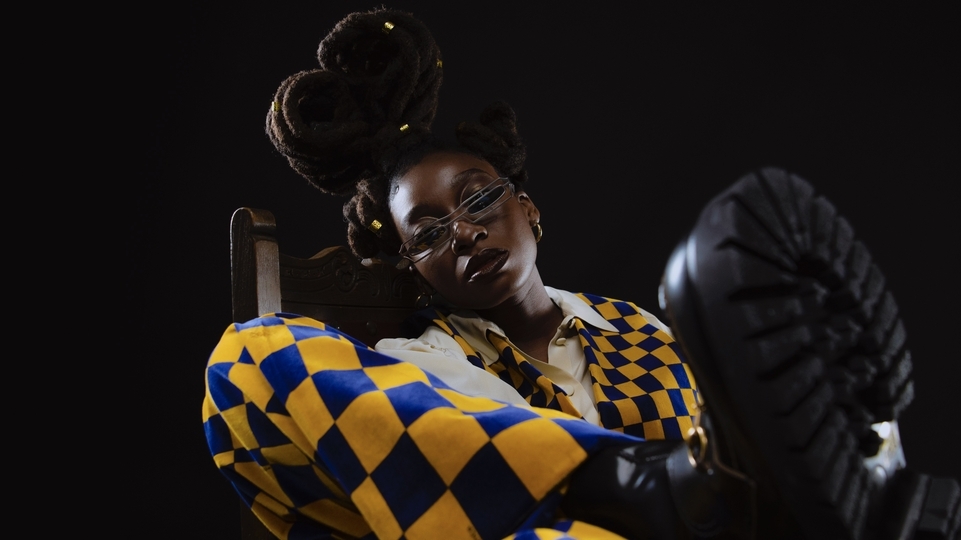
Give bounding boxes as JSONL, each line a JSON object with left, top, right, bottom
{"left": 203, "top": 312, "right": 640, "bottom": 540}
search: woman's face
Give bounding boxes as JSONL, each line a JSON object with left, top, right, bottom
{"left": 389, "top": 151, "right": 541, "bottom": 310}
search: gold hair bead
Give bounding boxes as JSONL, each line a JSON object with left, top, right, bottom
{"left": 368, "top": 219, "right": 383, "bottom": 236}
{"left": 436, "top": 59, "right": 443, "bottom": 68}
{"left": 383, "top": 21, "right": 394, "bottom": 34}
{"left": 271, "top": 101, "right": 280, "bottom": 112}
{"left": 399, "top": 124, "right": 410, "bottom": 132}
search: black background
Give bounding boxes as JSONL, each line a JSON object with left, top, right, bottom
{"left": 138, "top": 2, "right": 958, "bottom": 537}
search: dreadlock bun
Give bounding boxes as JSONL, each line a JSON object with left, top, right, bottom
{"left": 343, "top": 177, "right": 403, "bottom": 260}
{"left": 266, "top": 7, "right": 442, "bottom": 195}
{"left": 266, "top": 8, "right": 530, "bottom": 261}
{"left": 266, "top": 69, "right": 373, "bottom": 195}
{"left": 317, "top": 9, "right": 443, "bottom": 128}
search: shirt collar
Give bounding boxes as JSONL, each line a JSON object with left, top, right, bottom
{"left": 445, "top": 286, "right": 619, "bottom": 364}
{"left": 543, "top": 286, "right": 619, "bottom": 332}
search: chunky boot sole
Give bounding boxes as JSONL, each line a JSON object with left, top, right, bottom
{"left": 659, "top": 167, "right": 960, "bottom": 539}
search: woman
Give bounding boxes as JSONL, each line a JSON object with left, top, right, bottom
{"left": 204, "top": 7, "right": 952, "bottom": 540}
{"left": 205, "top": 7, "right": 706, "bottom": 539}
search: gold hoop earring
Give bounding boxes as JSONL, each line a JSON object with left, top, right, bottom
{"left": 415, "top": 292, "right": 433, "bottom": 309}
{"left": 532, "top": 222, "right": 543, "bottom": 243}
{"left": 413, "top": 272, "right": 436, "bottom": 308}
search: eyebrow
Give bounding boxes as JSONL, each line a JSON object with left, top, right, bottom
{"left": 401, "top": 168, "right": 492, "bottom": 227}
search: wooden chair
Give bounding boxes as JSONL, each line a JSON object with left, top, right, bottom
{"left": 228, "top": 207, "right": 419, "bottom": 540}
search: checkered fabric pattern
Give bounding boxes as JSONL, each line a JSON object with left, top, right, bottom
{"left": 425, "top": 316, "right": 582, "bottom": 417}
{"left": 504, "top": 519, "right": 627, "bottom": 539}
{"left": 204, "top": 313, "right": 639, "bottom": 540}
{"left": 421, "top": 293, "right": 699, "bottom": 440}
{"left": 575, "top": 293, "right": 699, "bottom": 440}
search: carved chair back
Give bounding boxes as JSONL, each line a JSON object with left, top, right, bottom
{"left": 230, "top": 207, "right": 419, "bottom": 346}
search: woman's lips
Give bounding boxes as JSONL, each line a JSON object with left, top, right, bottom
{"left": 466, "top": 249, "right": 508, "bottom": 282}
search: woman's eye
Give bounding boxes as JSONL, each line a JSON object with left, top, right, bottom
{"left": 467, "top": 186, "right": 503, "bottom": 213}
{"left": 414, "top": 225, "right": 446, "bottom": 247}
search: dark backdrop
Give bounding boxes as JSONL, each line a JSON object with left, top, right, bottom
{"left": 137, "top": 2, "right": 958, "bottom": 537}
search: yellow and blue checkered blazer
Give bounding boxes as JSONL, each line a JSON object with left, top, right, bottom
{"left": 203, "top": 295, "right": 697, "bottom": 539}
{"left": 411, "top": 292, "right": 699, "bottom": 439}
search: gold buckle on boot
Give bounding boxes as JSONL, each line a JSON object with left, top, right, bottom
{"left": 670, "top": 405, "right": 759, "bottom": 538}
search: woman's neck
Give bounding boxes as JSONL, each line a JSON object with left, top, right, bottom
{"left": 475, "top": 273, "right": 564, "bottom": 362}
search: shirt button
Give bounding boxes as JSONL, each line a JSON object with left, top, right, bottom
{"left": 555, "top": 337, "right": 566, "bottom": 346}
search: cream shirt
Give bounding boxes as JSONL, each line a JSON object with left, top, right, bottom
{"left": 375, "top": 287, "right": 673, "bottom": 426}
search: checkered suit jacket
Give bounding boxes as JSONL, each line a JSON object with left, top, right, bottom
{"left": 203, "top": 295, "right": 697, "bottom": 539}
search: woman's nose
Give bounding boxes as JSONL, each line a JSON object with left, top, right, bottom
{"left": 450, "top": 219, "right": 487, "bottom": 253}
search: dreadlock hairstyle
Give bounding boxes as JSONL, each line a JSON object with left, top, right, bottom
{"left": 266, "top": 7, "right": 528, "bottom": 260}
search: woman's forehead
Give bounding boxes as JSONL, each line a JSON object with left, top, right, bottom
{"left": 390, "top": 152, "right": 499, "bottom": 224}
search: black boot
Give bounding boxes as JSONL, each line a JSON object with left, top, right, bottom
{"left": 658, "top": 167, "right": 960, "bottom": 539}
{"left": 560, "top": 424, "right": 756, "bottom": 540}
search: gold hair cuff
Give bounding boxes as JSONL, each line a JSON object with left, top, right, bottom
{"left": 367, "top": 219, "right": 383, "bottom": 236}
{"left": 399, "top": 124, "right": 410, "bottom": 132}
{"left": 271, "top": 100, "right": 280, "bottom": 112}
{"left": 383, "top": 21, "right": 394, "bottom": 34}
{"left": 436, "top": 59, "right": 443, "bottom": 68}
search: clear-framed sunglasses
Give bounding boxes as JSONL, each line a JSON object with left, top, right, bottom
{"left": 399, "top": 176, "right": 516, "bottom": 262}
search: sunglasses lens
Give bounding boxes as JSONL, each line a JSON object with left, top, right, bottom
{"left": 467, "top": 185, "right": 506, "bottom": 214}
{"left": 400, "top": 178, "right": 512, "bottom": 260}
{"left": 410, "top": 225, "right": 446, "bottom": 255}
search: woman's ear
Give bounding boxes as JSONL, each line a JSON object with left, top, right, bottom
{"left": 516, "top": 191, "right": 541, "bottom": 225}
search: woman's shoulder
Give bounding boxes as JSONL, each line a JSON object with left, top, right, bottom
{"left": 375, "top": 324, "right": 467, "bottom": 359}
{"left": 551, "top": 287, "right": 675, "bottom": 338}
